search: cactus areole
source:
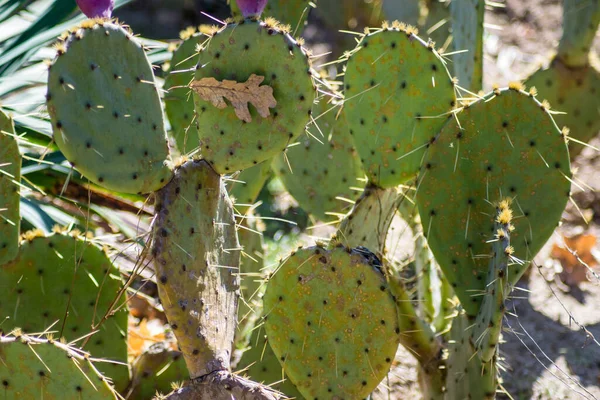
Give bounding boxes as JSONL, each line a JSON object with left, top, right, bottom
{"left": 76, "top": 0, "right": 114, "bottom": 19}
{"left": 236, "top": 0, "right": 268, "bottom": 18}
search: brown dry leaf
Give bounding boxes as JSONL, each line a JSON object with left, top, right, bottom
{"left": 551, "top": 234, "right": 598, "bottom": 286}
{"left": 190, "top": 74, "right": 277, "bottom": 122}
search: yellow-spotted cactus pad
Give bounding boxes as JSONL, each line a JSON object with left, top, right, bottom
{"left": 264, "top": 245, "right": 399, "bottom": 399}
{"left": 193, "top": 20, "right": 316, "bottom": 174}
{"left": 344, "top": 26, "right": 456, "bottom": 188}
{"left": 0, "top": 334, "right": 117, "bottom": 400}
{"left": 165, "top": 31, "right": 202, "bottom": 154}
{"left": 228, "top": 160, "right": 272, "bottom": 215}
{"left": 0, "top": 233, "right": 129, "bottom": 391}
{"left": 273, "top": 102, "right": 364, "bottom": 221}
{"left": 526, "top": 57, "right": 600, "bottom": 157}
{"left": 416, "top": 89, "right": 570, "bottom": 316}
{"left": 0, "top": 110, "right": 20, "bottom": 265}
{"left": 47, "top": 21, "right": 173, "bottom": 194}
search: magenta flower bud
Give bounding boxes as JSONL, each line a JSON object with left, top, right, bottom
{"left": 76, "top": 0, "right": 114, "bottom": 19}
{"left": 236, "top": 0, "right": 268, "bottom": 18}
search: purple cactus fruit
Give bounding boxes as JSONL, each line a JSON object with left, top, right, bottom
{"left": 76, "top": 0, "right": 114, "bottom": 19}
{"left": 236, "top": 0, "right": 268, "bottom": 18}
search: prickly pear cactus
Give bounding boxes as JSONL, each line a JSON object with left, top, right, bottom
{"left": 344, "top": 24, "right": 457, "bottom": 188}
{"left": 450, "top": 0, "right": 484, "bottom": 91}
{"left": 228, "top": 160, "right": 272, "bottom": 214}
{"left": 0, "top": 333, "right": 118, "bottom": 399}
{"left": 164, "top": 28, "right": 202, "bottom": 154}
{"left": 236, "top": 327, "right": 303, "bottom": 399}
{"left": 0, "top": 231, "right": 129, "bottom": 391}
{"left": 273, "top": 101, "right": 364, "bottom": 221}
{"left": 557, "top": 0, "right": 600, "bottom": 68}
{"left": 47, "top": 20, "right": 173, "bottom": 194}
{"left": 526, "top": 58, "right": 600, "bottom": 157}
{"left": 128, "top": 343, "right": 189, "bottom": 399}
{"left": 0, "top": 110, "right": 20, "bottom": 265}
{"left": 229, "top": 0, "right": 313, "bottom": 34}
{"left": 445, "top": 309, "right": 497, "bottom": 400}
{"left": 471, "top": 199, "right": 514, "bottom": 362}
{"left": 525, "top": 0, "right": 600, "bottom": 157}
{"left": 417, "top": 87, "right": 571, "bottom": 316}
{"left": 151, "top": 160, "right": 240, "bottom": 378}
{"left": 263, "top": 245, "right": 399, "bottom": 399}
{"left": 192, "top": 20, "right": 316, "bottom": 174}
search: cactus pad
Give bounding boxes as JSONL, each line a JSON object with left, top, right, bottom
{"left": 0, "top": 333, "right": 118, "bottom": 399}
{"left": 165, "top": 31, "right": 201, "bottom": 154}
{"left": 152, "top": 160, "right": 240, "bottom": 378}
{"left": 450, "top": 0, "right": 484, "bottom": 91}
{"left": 557, "top": 0, "right": 600, "bottom": 68}
{"left": 230, "top": 0, "right": 313, "bottom": 34}
{"left": 0, "top": 110, "right": 20, "bottom": 265}
{"left": 0, "top": 232, "right": 129, "bottom": 391}
{"left": 192, "top": 20, "right": 315, "bottom": 174}
{"left": 416, "top": 88, "right": 571, "bottom": 315}
{"left": 47, "top": 21, "right": 173, "bottom": 194}
{"left": 273, "top": 103, "right": 364, "bottom": 221}
{"left": 263, "top": 245, "right": 399, "bottom": 399}
{"left": 344, "top": 26, "right": 456, "bottom": 188}
{"left": 526, "top": 57, "right": 600, "bottom": 158}
{"left": 236, "top": 326, "right": 303, "bottom": 399}
{"left": 128, "top": 343, "right": 188, "bottom": 399}
{"left": 228, "top": 161, "right": 272, "bottom": 215}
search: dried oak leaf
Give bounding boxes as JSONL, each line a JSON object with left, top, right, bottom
{"left": 190, "top": 74, "right": 277, "bottom": 122}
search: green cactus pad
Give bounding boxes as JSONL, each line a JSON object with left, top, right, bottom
{"left": 263, "top": 245, "right": 399, "bottom": 399}
{"left": 0, "top": 110, "right": 20, "bottom": 265}
{"left": 0, "top": 333, "right": 118, "bottom": 399}
{"left": 526, "top": 57, "right": 600, "bottom": 157}
{"left": 229, "top": 0, "right": 313, "bottom": 34}
{"left": 165, "top": 31, "right": 201, "bottom": 154}
{"left": 236, "top": 326, "right": 303, "bottom": 399}
{"left": 128, "top": 343, "right": 188, "bottom": 399}
{"left": 0, "top": 232, "right": 129, "bottom": 391}
{"left": 450, "top": 0, "right": 484, "bottom": 91}
{"left": 152, "top": 160, "right": 239, "bottom": 378}
{"left": 416, "top": 88, "right": 571, "bottom": 316}
{"left": 193, "top": 20, "right": 316, "bottom": 174}
{"left": 471, "top": 200, "right": 513, "bottom": 362}
{"left": 236, "top": 215, "right": 267, "bottom": 346}
{"left": 47, "top": 21, "right": 173, "bottom": 194}
{"left": 228, "top": 161, "right": 272, "bottom": 215}
{"left": 344, "top": 26, "right": 456, "bottom": 188}
{"left": 333, "top": 184, "right": 400, "bottom": 257}
{"left": 557, "top": 0, "right": 600, "bottom": 68}
{"left": 273, "top": 102, "right": 364, "bottom": 221}
{"left": 445, "top": 309, "right": 497, "bottom": 400}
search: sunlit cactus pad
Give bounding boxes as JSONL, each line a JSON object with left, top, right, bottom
{"left": 264, "top": 245, "right": 399, "bottom": 399}
{"left": 47, "top": 21, "right": 172, "bottom": 194}
{"left": 0, "top": 333, "right": 118, "bottom": 399}
{"left": 229, "top": 0, "right": 313, "bottom": 33}
{"left": 344, "top": 25, "right": 456, "bottom": 188}
{"left": 0, "top": 109, "right": 20, "bottom": 265}
{"left": 417, "top": 88, "right": 571, "bottom": 315}
{"left": 165, "top": 29, "right": 201, "bottom": 154}
{"left": 273, "top": 102, "right": 364, "bottom": 221}
{"left": 193, "top": 20, "right": 315, "bottom": 174}
{"left": 0, "top": 231, "right": 129, "bottom": 390}
{"left": 526, "top": 56, "right": 600, "bottom": 157}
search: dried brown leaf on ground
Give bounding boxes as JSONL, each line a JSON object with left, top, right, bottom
{"left": 190, "top": 74, "right": 277, "bottom": 122}
{"left": 551, "top": 233, "right": 599, "bottom": 286}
